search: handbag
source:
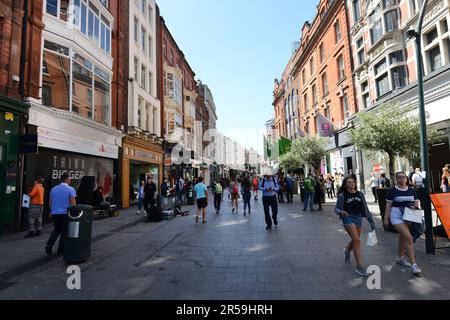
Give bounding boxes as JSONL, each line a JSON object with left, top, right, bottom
{"left": 367, "top": 230, "right": 378, "bottom": 247}
{"left": 403, "top": 207, "right": 424, "bottom": 224}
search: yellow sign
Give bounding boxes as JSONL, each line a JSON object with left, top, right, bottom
{"left": 5, "top": 112, "right": 14, "bottom": 122}
{"left": 431, "top": 193, "right": 450, "bottom": 240}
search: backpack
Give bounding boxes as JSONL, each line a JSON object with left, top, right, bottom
{"left": 304, "top": 178, "right": 315, "bottom": 192}
{"left": 232, "top": 184, "right": 238, "bottom": 194}
{"left": 215, "top": 183, "right": 223, "bottom": 194}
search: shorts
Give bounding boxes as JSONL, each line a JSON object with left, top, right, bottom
{"left": 342, "top": 214, "right": 363, "bottom": 228}
{"left": 231, "top": 193, "right": 239, "bottom": 200}
{"left": 196, "top": 198, "right": 208, "bottom": 209}
{"left": 390, "top": 207, "right": 405, "bottom": 225}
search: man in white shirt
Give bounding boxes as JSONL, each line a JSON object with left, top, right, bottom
{"left": 411, "top": 168, "right": 424, "bottom": 189}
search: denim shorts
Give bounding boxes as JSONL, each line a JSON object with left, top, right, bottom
{"left": 342, "top": 214, "right": 363, "bottom": 228}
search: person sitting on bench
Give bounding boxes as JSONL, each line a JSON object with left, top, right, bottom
{"left": 92, "top": 187, "right": 111, "bottom": 213}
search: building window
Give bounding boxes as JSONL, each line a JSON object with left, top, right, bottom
{"left": 141, "top": 27, "right": 146, "bottom": 51}
{"left": 46, "top": 0, "right": 58, "bottom": 17}
{"left": 134, "top": 57, "right": 139, "bottom": 82}
{"left": 311, "top": 84, "right": 317, "bottom": 106}
{"left": 356, "top": 37, "right": 365, "bottom": 65}
{"left": 391, "top": 66, "right": 406, "bottom": 89}
{"left": 341, "top": 94, "right": 349, "bottom": 122}
{"left": 141, "top": 65, "right": 146, "bottom": 89}
{"left": 304, "top": 94, "right": 309, "bottom": 112}
{"left": 353, "top": 0, "right": 361, "bottom": 22}
{"left": 361, "top": 81, "right": 370, "bottom": 109}
{"left": 335, "top": 21, "right": 341, "bottom": 43}
{"left": 426, "top": 28, "right": 438, "bottom": 45}
{"left": 302, "top": 69, "right": 306, "bottom": 85}
{"left": 385, "top": 10, "right": 398, "bottom": 32}
{"left": 163, "top": 39, "right": 167, "bottom": 58}
{"left": 337, "top": 55, "right": 345, "bottom": 81}
{"left": 321, "top": 73, "right": 328, "bottom": 96}
{"left": 390, "top": 50, "right": 404, "bottom": 64}
{"left": 319, "top": 43, "right": 325, "bottom": 63}
{"left": 148, "top": 5, "right": 153, "bottom": 26}
{"left": 310, "top": 57, "right": 315, "bottom": 75}
{"left": 149, "top": 72, "right": 153, "bottom": 95}
{"left": 428, "top": 46, "right": 442, "bottom": 72}
{"left": 376, "top": 73, "right": 390, "bottom": 97}
{"left": 170, "top": 49, "right": 174, "bottom": 65}
{"left": 141, "top": 0, "right": 146, "bottom": 16}
{"left": 148, "top": 36, "right": 152, "bottom": 59}
{"left": 382, "top": 0, "right": 397, "bottom": 9}
{"left": 46, "top": 0, "right": 111, "bottom": 55}
{"left": 370, "top": 7, "right": 383, "bottom": 45}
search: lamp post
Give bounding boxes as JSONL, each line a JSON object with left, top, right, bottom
{"left": 408, "top": 0, "right": 435, "bottom": 254}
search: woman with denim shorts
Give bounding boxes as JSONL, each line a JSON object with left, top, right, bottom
{"left": 335, "top": 177, "right": 376, "bottom": 277}
{"left": 384, "top": 172, "right": 422, "bottom": 276}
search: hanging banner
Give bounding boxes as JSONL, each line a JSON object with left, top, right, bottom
{"left": 431, "top": 193, "right": 450, "bottom": 240}
{"left": 316, "top": 112, "right": 334, "bottom": 137}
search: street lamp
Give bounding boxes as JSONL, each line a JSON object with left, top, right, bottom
{"left": 408, "top": 0, "right": 435, "bottom": 254}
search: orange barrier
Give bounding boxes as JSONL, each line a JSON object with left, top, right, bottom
{"left": 431, "top": 193, "right": 450, "bottom": 240}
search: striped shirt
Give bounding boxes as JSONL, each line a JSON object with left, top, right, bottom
{"left": 386, "top": 186, "right": 418, "bottom": 208}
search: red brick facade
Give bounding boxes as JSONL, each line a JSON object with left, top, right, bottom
{"left": 0, "top": 0, "right": 43, "bottom": 100}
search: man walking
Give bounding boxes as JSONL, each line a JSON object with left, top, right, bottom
{"left": 284, "top": 174, "right": 294, "bottom": 203}
{"left": 303, "top": 173, "right": 316, "bottom": 212}
{"left": 194, "top": 177, "right": 208, "bottom": 224}
{"left": 213, "top": 180, "right": 223, "bottom": 214}
{"left": 259, "top": 173, "right": 280, "bottom": 230}
{"left": 46, "top": 174, "right": 76, "bottom": 256}
{"left": 144, "top": 177, "right": 157, "bottom": 214}
{"left": 25, "top": 178, "right": 45, "bottom": 238}
{"left": 252, "top": 176, "right": 259, "bottom": 201}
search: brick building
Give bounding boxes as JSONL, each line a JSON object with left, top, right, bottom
{"left": 274, "top": 0, "right": 358, "bottom": 177}
{"left": 348, "top": 0, "right": 450, "bottom": 192}
{"left": 0, "top": 0, "right": 43, "bottom": 233}
{"left": 113, "top": 0, "right": 163, "bottom": 209}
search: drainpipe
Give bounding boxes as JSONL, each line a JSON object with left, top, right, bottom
{"left": 19, "top": 0, "right": 29, "bottom": 100}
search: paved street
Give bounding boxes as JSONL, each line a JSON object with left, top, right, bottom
{"left": 0, "top": 192, "right": 449, "bottom": 300}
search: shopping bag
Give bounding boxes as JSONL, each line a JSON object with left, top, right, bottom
{"left": 403, "top": 207, "right": 424, "bottom": 224}
{"left": 367, "top": 230, "right": 378, "bottom": 247}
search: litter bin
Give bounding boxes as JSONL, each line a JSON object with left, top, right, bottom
{"left": 64, "top": 205, "right": 94, "bottom": 263}
{"left": 188, "top": 186, "right": 195, "bottom": 205}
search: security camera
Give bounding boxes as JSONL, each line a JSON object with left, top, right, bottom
{"left": 406, "top": 27, "right": 417, "bottom": 39}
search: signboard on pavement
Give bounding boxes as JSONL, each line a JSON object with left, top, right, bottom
{"left": 431, "top": 193, "right": 450, "bottom": 240}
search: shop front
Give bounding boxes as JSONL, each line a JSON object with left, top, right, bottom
{"left": 24, "top": 125, "right": 121, "bottom": 225}
{"left": 0, "top": 95, "right": 28, "bottom": 234}
{"left": 121, "top": 136, "right": 163, "bottom": 209}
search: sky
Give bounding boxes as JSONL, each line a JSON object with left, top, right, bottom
{"left": 157, "top": 0, "right": 318, "bottom": 153}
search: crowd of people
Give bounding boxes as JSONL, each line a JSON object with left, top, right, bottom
{"left": 18, "top": 162, "right": 450, "bottom": 279}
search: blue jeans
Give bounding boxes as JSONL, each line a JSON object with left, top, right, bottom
{"left": 304, "top": 191, "right": 315, "bottom": 210}
{"left": 138, "top": 197, "right": 143, "bottom": 210}
{"left": 342, "top": 214, "right": 363, "bottom": 228}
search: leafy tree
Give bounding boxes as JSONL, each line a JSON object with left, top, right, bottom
{"left": 349, "top": 102, "right": 425, "bottom": 180}
{"left": 280, "top": 136, "right": 328, "bottom": 175}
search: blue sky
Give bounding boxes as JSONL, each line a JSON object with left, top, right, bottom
{"left": 157, "top": 0, "right": 318, "bottom": 152}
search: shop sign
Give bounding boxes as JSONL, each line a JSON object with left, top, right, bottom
{"left": 4, "top": 112, "right": 14, "bottom": 122}
{"left": 164, "top": 158, "right": 172, "bottom": 167}
{"left": 373, "top": 164, "right": 382, "bottom": 173}
{"left": 431, "top": 194, "right": 450, "bottom": 240}
{"left": 38, "top": 127, "right": 118, "bottom": 159}
{"left": 135, "top": 150, "right": 160, "bottom": 162}
{"left": 20, "top": 134, "right": 38, "bottom": 154}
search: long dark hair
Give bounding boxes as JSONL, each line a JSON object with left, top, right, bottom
{"left": 337, "top": 176, "right": 358, "bottom": 196}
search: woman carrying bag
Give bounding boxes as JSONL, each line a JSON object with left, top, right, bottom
{"left": 335, "top": 176, "right": 376, "bottom": 277}
{"left": 384, "top": 172, "right": 422, "bottom": 276}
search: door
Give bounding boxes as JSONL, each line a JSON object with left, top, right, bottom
{"left": 0, "top": 144, "right": 5, "bottom": 233}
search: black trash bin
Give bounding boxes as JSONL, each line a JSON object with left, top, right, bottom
{"left": 64, "top": 205, "right": 94, "bottom": 263}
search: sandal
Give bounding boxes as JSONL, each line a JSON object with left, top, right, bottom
{"left": 202, "top": 221, "right": 207, "bottom": 224}
{"left": 195, "top": 217, "right": 199, "bottom": 224}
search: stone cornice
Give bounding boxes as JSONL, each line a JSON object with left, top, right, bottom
{"left": 28, "top": 102, "right": 124, "bottom": 138}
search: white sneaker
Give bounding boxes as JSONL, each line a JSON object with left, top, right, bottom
{"left": 396, "top": 256, "right": 412, "bottom": 268}
{"left": 411, "top": 264, "right": 422, "bottom": 275}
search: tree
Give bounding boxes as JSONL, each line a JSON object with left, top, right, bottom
{"left": 349, "top": 102, "right": 422, "bottom": 180}
{"left": 280, "top": 135, "right": 328, "bottom": 175}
